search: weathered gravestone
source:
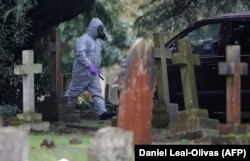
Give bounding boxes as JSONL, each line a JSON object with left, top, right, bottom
{"left": 88, "top": 126, "right": 133, "bottom": 161}
{"left": 47, "top": 28, "right": 67, "bottom": 97}
{"left": 14, "top": 50, "right": 49, "bottom": 132}
{"left": 152, "top": 33, "right": 178, "bottom": 128}
{"left": 216, "top": 45, "right": 250, "bottom": 141}
{"left": 206, "top": 46, "right": 250, "bottom": 145}
{"left": 117, "top": 38, "right": 156, "bottom": 145}
{"left": 37, "top": 28, "right": 80, "bottom": 123}
{"left": 218, "top": 45, "right": 248, "bottom": 124}
{"left": 0, "top": 127, "right": 28, "bottom": 161}
{"left": 164, "top": 39, "right": 219, "bottom": 141}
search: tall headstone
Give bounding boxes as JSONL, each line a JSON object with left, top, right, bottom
{"left": 218, "top": 45, "right": 248, "bottom": 124}
{"left": 152, "top": 33, "right": 178, "bottom": 128}
{"left": 13, "top": 50, "right": 50, "bottom": 132}
{"left": 117, "top": 38, "right": 156, "bottom": 145}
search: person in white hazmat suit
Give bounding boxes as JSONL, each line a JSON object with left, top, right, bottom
{"left": 65, "top": 17, "right": 116, "bottom": 120}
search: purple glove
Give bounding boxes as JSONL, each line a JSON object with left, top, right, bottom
{"left": 88, "top": 64, "right": 97, "bottom": 76}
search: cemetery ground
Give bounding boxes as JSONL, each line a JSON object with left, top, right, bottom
{"left": 27, "top": 119, "right": 137, "bottom": 161}
{"left": 27, "top": 120, "right": 107, "bottom": 161}
{"left": 26, "top": 117, "right": 250, "bottom": 161}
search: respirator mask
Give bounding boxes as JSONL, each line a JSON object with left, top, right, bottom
{"left": 97, "top": 25, "right": 108, "bottom": 41}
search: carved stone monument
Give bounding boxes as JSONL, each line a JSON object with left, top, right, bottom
{"left": 37, "top": 28, "right": 80, "bottom": 123}
{"left": 218, "top": 45, "right": 250, "bottom": 139}
{"left": 165, "top": 39, "right": 219, "bottom": 141}
{"left": 152, "top": 33, "right": 178, "bottom": 128}
{"left": 14, "top": 50, "right": 50, "bottom": 132}
{"left": 117, "top": 38, "right": 156, "bottom": 145}
{"left": 218, "top": 45, "right": 248, "bottom": 124}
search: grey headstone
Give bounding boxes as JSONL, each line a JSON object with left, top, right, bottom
{"left": 0, "top": 127, "right": 28, "bottom": 161}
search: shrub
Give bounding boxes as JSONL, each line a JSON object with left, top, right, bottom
{"left": 74, "top": 99, "right": 118, "bottom": 118}
{"left": 0, "top": 103, "right": 20, "bottom": 125}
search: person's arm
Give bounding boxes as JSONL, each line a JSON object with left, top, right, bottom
{"left": 75, "top": 37, "right": 91, "bottom": 67}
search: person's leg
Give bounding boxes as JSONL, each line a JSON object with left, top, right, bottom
{"left": 88, "top": 77, "right": 116, "bottom": 119}
{"left": 87, "top": 77, "right": 106, "bottom": 115}
{"left": 65, "top": 76, "right": 89, "bottom": 105}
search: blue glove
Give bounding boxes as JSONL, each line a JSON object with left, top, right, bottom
{"left": 88, "top": 64, "right": 97, "bottom": 76}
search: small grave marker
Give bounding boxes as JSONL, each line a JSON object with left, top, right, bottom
{"left": 88, "top": 127, "right": 133, "bottom": 161}
{"left": 0, "top": 127, "right": 28, "bottom": 160}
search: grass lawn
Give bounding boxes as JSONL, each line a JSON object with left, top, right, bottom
{"left": 28, "top": 133, "right": 90, "bottom": 161}
{"left": 27, "top": 120, "right": 134, "bottom": 161}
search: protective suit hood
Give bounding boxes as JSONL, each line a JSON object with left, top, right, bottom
{"left": 87, "top": 17, "right": 103, "bottom": 39}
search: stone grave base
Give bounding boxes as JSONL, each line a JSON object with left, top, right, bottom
{"left": 152, "top": 103, "right": 169, "bottom": 128}
{"left": 168, "top": 117, "right": 219, "bottom": 133}
{"left": 16, "top": 121, "right": 50, "bottom": 132}
{"left": 153, "top": 108, "right": 221, "bottom": 144}
{"left": 166, "top": 129, "right": 219, "bottom": 141}
{"left": 166, "top": 117, "right": 220, "bottom": 140}
{"left": 152, "top": 121, "right": 250, "bottom": 145}
{"left": 219, "top": 123, "right": 250, "bottom": 135}
{"left": 111, "top": 116, "right": 118, "bottom": 127}
{"left": 37, "top": 96, "right": 80, "bottom": 123}
{"left": 17, "top": 113, "right": 42, "bottom": 122}
{"left": 195, "top": 135, "right": 250, "bottom": 144}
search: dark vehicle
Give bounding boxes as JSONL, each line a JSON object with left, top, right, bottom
{"left": 165, "top": 13, "right": 250, "bottom": 122}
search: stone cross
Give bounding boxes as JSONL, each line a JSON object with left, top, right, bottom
{"left": 117, "top": 38, "right": 156, "bottom": 145}
{"left": 153, "top": 33, "right": 171, "bottom": 103}
{"left": 172, "top": 39, "right": 200, "bottom": 109}
{"left": 46, "top": 28, "right": 67, "bottom": 97}
{"left": 14, "top": 50, "right": 42, "bottom": 113}
{"left": 218, "top": 45, "right": 248, "bottom": 124}
{"left": 153, "top": 33, "right": 179, "bottom": 124}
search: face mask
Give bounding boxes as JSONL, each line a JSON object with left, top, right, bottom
{"left": 97, "top": 25, "right": 108, "bottom": 41}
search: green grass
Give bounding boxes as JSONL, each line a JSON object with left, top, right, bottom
{"left": 79, "top": 120, "right": 111, "bottom": 127}
{"left": 27, "top": 121, "right": 135, "bottom": 161}
{"left": 28, "top": 133, "right": 91, "bottom": 161}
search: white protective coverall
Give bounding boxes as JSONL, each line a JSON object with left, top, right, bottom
{"left": 65, "top": 18, "right": 106, "bottom": 115}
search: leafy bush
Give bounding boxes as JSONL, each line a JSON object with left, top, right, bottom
{"left": 0, "top": 103, "right": 20, "bottom": 125}
{"left": 0, "top": 0, "right": 35, "bottom": 107}
{"left": 74, "top": 99, "right": 118, "bottom": 118}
